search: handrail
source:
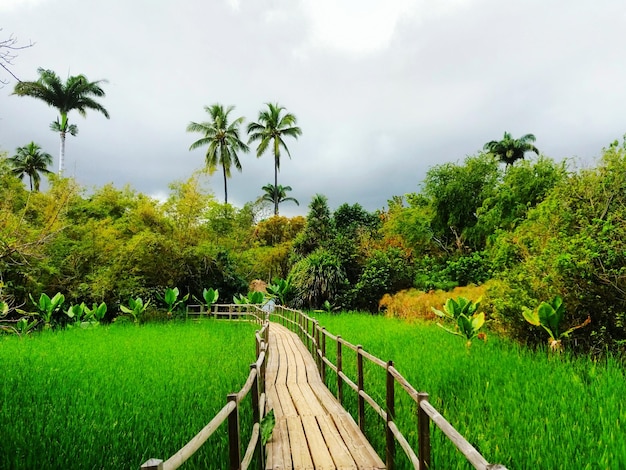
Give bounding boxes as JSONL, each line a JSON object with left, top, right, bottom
{"left": 271, "top": 305, "right": 507, "bottom": 470}
{"left": 141, "top": 306, "right": 270, "bottom": 470}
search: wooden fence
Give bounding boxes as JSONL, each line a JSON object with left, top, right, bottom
{"left": 141, "top": 306, "right": 269, "bottom": 470}
{"left": 186, "top": 303, "right": 268, "bottom": 320}
{"left": 271, "top": 305, "right": 508, "bottom": 470}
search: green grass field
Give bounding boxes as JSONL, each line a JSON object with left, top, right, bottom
{"left": 306, "top": 312, "right": 626, "bottom": 469}
{"left": 0, "top": 320, "right": 258, "bottom": 469}
{"left": 3, "top": 312, "right": 624, "bottom": 469}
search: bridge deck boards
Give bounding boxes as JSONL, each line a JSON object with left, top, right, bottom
{"left": 265, "top": 323, "right": 385, "bottom": 470}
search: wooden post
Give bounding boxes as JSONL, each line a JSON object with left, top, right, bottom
{"left": 386, "top": 360, "right": 395, "bottom": 470}
{"left": 336, "top": 336, "right": 343, "bottom": 403}
{"left": 227, "top": 394, "right": 240, "bottom": 470}
{"left": 417, "top": 392, "right": 431, "bottom": 470}
{"left": 251, "top": 364, "right": 260, "bottom": 423}
{"left": 357, "top": 345, "right": 365, "bottom": 433}
{"left": 321, "top": 327, "right": 327, "bottom": 383}
{"left": 250, "top": 364, "right": 264, "bottom": 470}
{"left": 141, "top": 458, "right": 163, "bottom": 469}
{"left": 260, "top": 344, "right": 267, "bottom": 396}
{"left": 305, "top": 316, "right": 310, "bottom": 350}
{"left": 314, "top": 321, "right": 321, "bottom": 373}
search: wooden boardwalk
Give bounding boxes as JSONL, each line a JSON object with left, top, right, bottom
{"left": 265, "top": 323, "right": 385, "bottom": 470}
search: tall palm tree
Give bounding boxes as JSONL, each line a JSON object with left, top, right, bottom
{"left": 261, "top": 183, "right": 299, "bottom": 215}
{"left": 187, "top": 104, "right": 249, "bottom": 204}
{"left": 12, "top": 68, "right": 110, "bottom": 175}
{"left": 247, "top": 103, "right": 302, "bottom": 215}
{"left": 8, "top": 142, "right": 53, "bottom": 191}
{"left": 483, "top": 132, "right": 539, "bottom": 167}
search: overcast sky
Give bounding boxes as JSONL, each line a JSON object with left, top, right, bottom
{"left": 2, "top": 0, "right": 626, "bottom": 217}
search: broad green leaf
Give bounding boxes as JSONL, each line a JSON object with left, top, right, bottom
{"left": 471, "top": 312, "right": 485, "bottom": 330}
{"left": 261, "top": 409, "right": 276, "bottom": 446}
{"left": 522, "top": 307, "right": 540, "bottom": 326}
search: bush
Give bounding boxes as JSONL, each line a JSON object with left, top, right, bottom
{"left": 349, "top": 247, "right": 413, "bottom": 312}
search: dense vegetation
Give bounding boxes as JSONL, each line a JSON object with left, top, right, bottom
{"left": 0, "top": 320, "right": 258, "bottom": 469}
{"left": 311, "top": 313, "right": 626, "bottom": 469}
{"left": 3, "top": 136, "right": 626, "bottom": 352}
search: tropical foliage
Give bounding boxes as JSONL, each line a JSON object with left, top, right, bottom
{"left": 483, "top": 131, "right": 539, "bottom": 167}
{"left": 8, "top": 142, "right": 52, "bottom": 191}
{"left": 2, "top": 117, "right": 626, "bottom": 353}
{"left": 260, "top": 183, "right": 299, "bottom": 214}
{"left": 248, "top": 103, "right": 302, "bottom": 215}
{"left": 13, "top": 68, "right": 109, "bottom": 174}
{"left": 187, "top": 104, "right": 249, "bottom": 203}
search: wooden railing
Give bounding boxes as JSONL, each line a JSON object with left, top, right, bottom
{"left": 141, "top": 306, "right": 269, "bottom": 470}
{"left": 271, "top": 305, "right": 508, "bottom": 470}
{"left": 186, "top": 303, "right": 269, "bottom": 320}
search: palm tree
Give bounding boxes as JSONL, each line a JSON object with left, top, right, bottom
{"left": 261, "top": 183, "right": 299, "bottom": 215}
{"left": 12, "top": 68, "right": 110, "bottom": 175}
{"left": 187, "top": 104, "right": 249, "bottom": 204}
{"left": 247, "top": 103, "right": 302, "bottom": 215}
{"left": 8, "top": 142, "right": 53, "bottom": 191}
{"left": 483, "top": 132, "right": 539, "bottom": 167}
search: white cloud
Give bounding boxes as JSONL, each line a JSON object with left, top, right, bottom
{"left": 0, "top": 0, "right": 47, "bottom": 12}
{"left": 300, "top": 0, "right": 416, "bottom": 55}
{"left": 299, "top": 0, "right": 474, "bottom": 55}
{"left": 225, "top": 0, "right": 240, "bottom": 11}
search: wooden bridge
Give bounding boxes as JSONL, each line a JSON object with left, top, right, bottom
{"left": 142, "top": 304, "right": 507, "bottom": 470}
{"left": 265, "top": 322, "right": 384, "bottom": 469}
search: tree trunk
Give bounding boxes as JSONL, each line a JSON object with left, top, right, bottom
{"left": 223, "top": 162, "right": 228, "bottom": 204}
{"left": 58, "top": 130, "right": 66, "bottom": 175}
{"left": 274, "top": 157, "right": 279, "bottom": 216}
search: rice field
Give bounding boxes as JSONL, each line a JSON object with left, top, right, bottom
{"left": 0, "top": 320, "right": 258, "bottom": 469}
{"left": 309, "top": 312, "right": 626, "bottom": 469}
{"left": 3, "top": 312, "right": 624, "bottom": 469}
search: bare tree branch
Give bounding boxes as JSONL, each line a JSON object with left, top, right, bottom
{"left": 0, "top": 28, "right": 34, "bottom": 86}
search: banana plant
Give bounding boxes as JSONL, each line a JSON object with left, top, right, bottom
{"left": 266, "top": 278, "right": 293, "bottom": 306}
{"left": 523, "top": 296, "right": 591, "bottom": 352}
{"left": 432, "top": 297, "right": 485, "bottom": 347}
{"left": 120, "top": 297, "right": 150, "bottom": 324}
{"left": 0, "top": 300, "right": 9, "bottom": 318}
{"left": 25, "top": 292, "right": 65, "bottom": 329}
{"left": 314, "top": 300, "right": 334, "bottom": 314}
{"left": 65, "top": 303, "right": 87, "bottom": 325}
{"left": 202, "top": 288, "right": 219, "bottom": 306}
{"left": 14, "top": 317, "right": 38, "bottom": 336}
{"left": 84, "top": 302, "right": 107, "bottom": 324}
{"left": 162, "top": 287, "right": 189, "bottom": 316}
{"left": 233, "top": 291, "right": 265, "bottom": 305}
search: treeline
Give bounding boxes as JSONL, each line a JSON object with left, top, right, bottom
{"left": 2, "top": 138, "right": 626, "bottom": 352}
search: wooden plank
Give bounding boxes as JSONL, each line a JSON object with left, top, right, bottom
{"left": 266, "top": 323, "right": 386, "bottom": 470}
{"left": 286, "top": 417, "right": 314, "bottom": 469}
{"left": 283, "top": 330, "right": 309, "bottom": 384}
{"left": 283, "top": 326, "right": 323, "bottom": 384}
{"left": 308, "top": 371, "right": 386, "bottom": 468}
{"left": 288, "top": 381, "right": 316, "bottom": 417}
{"left": 316, "top": 414, "right": 358, "bottom": 469}
{"left": 274, "top": 327, "right": 289, "bottom": 387}
{"left": 332, "top": 413, "right": 386, "bottom": 469}
{"left": 266, "top": 384, "right": 284, "bottom": 419}
{"left": 274, "top": 379, "right": 299, "bottom": 418}
{"left": 297, "top": 382, "right": 328, "bottom": 416}
{"left": 301, "top": 415, "right": 336, "bottom": 469}
{"left": 265, "top": 332, "right": 279, "bottom": 387}
{"left": 266, "top": 417, "right": 292, "bottom": 470}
